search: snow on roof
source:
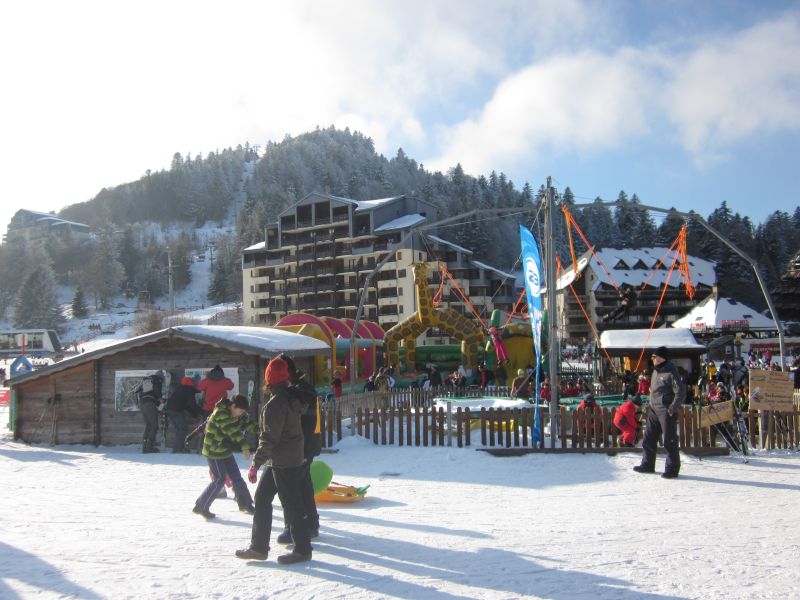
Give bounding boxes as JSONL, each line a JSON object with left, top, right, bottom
{"left": 671, "top": 296, "right": 778, "bottom": 330}
{"left": 243, "top": 241, "right": 266, "bottom": 252}
{"left": 577, "top": 247, "right": 716, "bottom": 291}
{"left": 470, "top": 260, "right": 514, "bottom": 280}
{"left": 374, "top": 213, "right": 427, "bottom": 232}
{"left": 354, "top": 196, "right": 404, "bottom": 212}
{"left": 174, "top": 325, "right": 330, "bottom": 355}
{"left": 424, "top": 234, "right": 473, "bottom": 255}
{"left": 600, "top": 328, "right": 705, "bottom": 350}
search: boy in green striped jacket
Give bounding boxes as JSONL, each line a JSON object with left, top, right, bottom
{"left": 193, "top": 394, "right": 258, "bottom": 519}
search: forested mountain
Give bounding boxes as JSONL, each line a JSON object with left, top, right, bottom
{"left": 2, "top": 126, "right": 798, "bottom": 329}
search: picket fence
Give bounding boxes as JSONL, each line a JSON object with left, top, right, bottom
{"left": 318, "top": 389, "right": 800, "bottom": 452}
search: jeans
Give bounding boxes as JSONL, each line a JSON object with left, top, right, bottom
{"left": 251, "top": 465, "right": 312, "bottom": 555}
{"left": 641, "top": 408, "right": 680, "bottom": 474}
{"left": 165, "top": 410, "right": 187, "bottom": 453}
{"left": 195, "top": 455, "right": 253, "bottom": 511}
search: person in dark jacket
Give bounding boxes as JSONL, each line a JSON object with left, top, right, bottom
{"left": 634, "top": 346, "right": 686, "bottom": 478}
{"left": 236, "top": 357, "right": 312, "bottom": 564}
{"left": 193, "top": 395, "right": 257, "bottom": 518}
{"left": 136, "top": 370, "right": 165, "bottom": 454}
{"left": 165, "top": 376, "right": 201, "bottom": 453}
{"left": 275, "top": 353, "right": 321, "bottom": 546}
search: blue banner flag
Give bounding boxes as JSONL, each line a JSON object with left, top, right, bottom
{"left": 520, "top": 225, "right": 544, "bottom": 443}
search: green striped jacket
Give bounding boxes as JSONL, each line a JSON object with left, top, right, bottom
{"left": 202, "top": 399, "right": 258, "bottom": 459}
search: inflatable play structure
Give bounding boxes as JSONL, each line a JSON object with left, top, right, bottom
{"left": 274, "top": 313, "right": 384, "bottom": 384}
{"left": 483, "top": 309, "right": 536, "bottom": 380}
{"left": 385, "top": 263, "right": 484, "bottom": 372}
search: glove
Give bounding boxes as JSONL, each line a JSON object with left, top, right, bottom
{"left": 248, "top": 464, "right": 259, "bottom": 484}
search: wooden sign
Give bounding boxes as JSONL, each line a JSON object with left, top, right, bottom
{"left": 700, "top": 401, "right": 734, "bottom": 428}
{"left": 749, "top": 369, "right": 794, "bottom": 412}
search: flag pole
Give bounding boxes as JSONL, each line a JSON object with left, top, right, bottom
{"left": 545, "top": 177, "right": 560, "bottom": 448}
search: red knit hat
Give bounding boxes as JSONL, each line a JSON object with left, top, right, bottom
{"left": 265, "top": 357, "right": 289, "bottom": 385}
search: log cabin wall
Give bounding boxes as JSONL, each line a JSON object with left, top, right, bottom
{"left": 15, "top": 362, "right": 95, "bottom": 444}
{"left": 97, "top": 338, "right": 264, "bottom": 446}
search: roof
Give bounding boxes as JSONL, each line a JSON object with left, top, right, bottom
{"left": 424, "top": 234, "right": 473, "bottom": 255}
{"left": 470, "top": 260, "right": 514, "bottom": 280}
{"left": 671, "top": 296, "right": 778, "bottom": 331}
{"left": 600, "top": 328, "right": 706, "bottom": 353}
{"left": 354, "top": 196, "right": 404, "bottom": 212}
{"left": 374, "top": 213, "right": 427, "bottom": 232}
{"left": 243, "top": 241, "right": 266, "bottom": 252}
{"left": 12, "top": 209, "right": 90, "bottom": 230}
{"left": 8, "top": 325, "right": 330, "bottom": 386}
{"left": 566, "top": 247, "right": 716, "bottom": 291}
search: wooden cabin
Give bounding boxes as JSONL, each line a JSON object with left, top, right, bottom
{"left": 7, "top": 325, "right": 329, "bottom": 446}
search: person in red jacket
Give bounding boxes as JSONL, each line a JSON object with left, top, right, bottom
{"left": 197, "top": 365, "right": 235, "bottom": 416}
{"left": 613, "top": 393, "right": 643, "bottom": 446}
{"left": 637, "top": 373, "right": 650, "bottom": 396}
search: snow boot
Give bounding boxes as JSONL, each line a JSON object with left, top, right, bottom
{"left": 633, "top": 465, "right": 655, "bottom": 474}
{"left": 192, "top": 506, "right": 216, "bottom": 519}
{"left": 239, "top": 504, "right": 255, "bottom": 515}
{"left": 142, "top": 440, "right": 160, "bottom": 454}
{"left": 235, "top": 547, "right": 268, "bottom": 561}
{"left": 277, "top": 551, "right": 311, "bottom": 565}
{"left": 276, "top": 529, "right": 293, "bottom": 545}
{"left": 661, "top": 470, "right": 679, "bottom": 479}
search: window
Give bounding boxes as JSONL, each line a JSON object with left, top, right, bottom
{"left": 396, "top": 251, "right": 402, "bottom": 261}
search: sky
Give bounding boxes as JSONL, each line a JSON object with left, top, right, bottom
{"left": 2, "top": 0, "right": 800, "bottom": 237}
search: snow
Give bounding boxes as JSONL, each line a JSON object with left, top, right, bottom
{"left": 354, "top": 196, "right": 403, "bottom": 212}
{"left": 470, "top": 260, "right": 515, "bottom": 281}
{"left": 600, "top": 328, "right": 706, "bottom": 350}
{"left": 424, "top": 234, "right": 474, "bottom": 255}
{"left": 1, "top": 426, "right": 798, "bottom": 599}
{"left": 173, "top": 325, "right": 331, "bottom": 354}
{"left": 672, "top": 296, "right": 779, "bottom": 331}
{"left": 373, "top": 213, "right": 427, "bottom": 232}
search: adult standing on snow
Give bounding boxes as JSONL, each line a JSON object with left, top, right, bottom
{"left": 164, "top": 376, "right": 201, "bottom": 453}
{"left": 236, "top": 356, "right": 312, "bottom": 564}
{"left": 275, "top": 353, "right": 321, "bottom": 547}
{"left": 193, "top": 394, "right": 257, "bottom": 519}
{"left": 634, "top": 346, "right": 685, "bottom": 479}
{"left": 136, "top": 370, "right": 165, "bottom": 454}
{"left": 197, "top": 365, "right": 234, "bottom": 417}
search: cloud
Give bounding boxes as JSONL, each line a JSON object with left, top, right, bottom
{"left": 428, "top": 11, "right": 800, "bottom": 174}
{"left": 662, "top": 14, "right": 800, "bottom": 162}
{"left": 427, "top": 48, "right": 656, "bottom": 175}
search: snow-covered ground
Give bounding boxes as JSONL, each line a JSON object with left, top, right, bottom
{"left": 0, "top": 425, "right": 798, "bottom": 599}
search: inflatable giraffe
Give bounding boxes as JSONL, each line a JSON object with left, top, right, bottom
{"left": 384, "top": 262, "right": 484, "bottom": 372}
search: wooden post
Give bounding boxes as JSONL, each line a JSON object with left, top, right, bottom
{"left": 610, "top": 407, "right": 618, "bottom": 448}
{"left": 456, "top": 407, "right": 463, "bottom": 448}
{"left": 480, "top": 408, "right": 486, "bottom": 446}
{"left": 398, "top": 406, "right": 404, "bottom": 446}
{"left": 505, "top": 409, "right": 512, "bottom": 448}
{"left": 422, "top": 406, "right": 428, "bottom": 447}
{"left": 560, "top": 407, "right": 568, "bottom": 449}
{"left": 438, "top": 406, "right": 445, "bottom": 446}
{"left": 407, "top": 407, "right": 413, "bottom": 446}
{"left": 357, "top": 408, "right": 363, "bottom": 438}
{"left": 488, "top": 408, "right": 495, "bottom": 447}
{"left": 373, "top": 408, "right": 380, "bottom": 445}
{"left": 465, "top": 407, "right": 471, "bottom": 447}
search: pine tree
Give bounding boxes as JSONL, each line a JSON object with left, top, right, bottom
{"left": 80, "top": 226, "right": 125, "bottom": 309}
{"left": 13, "top": 265, "right": 64, "bottom": 329}
{"left": 72, "top": 286, "right": 89, "bottom": 318}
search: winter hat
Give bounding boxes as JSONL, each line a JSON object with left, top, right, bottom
{"left": 632, "top": 394, "right": 643, "bottom": 407}
{"left": 517, "top": 368, "right": 525, "bottom": 377}
{"left": 265, "top": 357, "right": 290, "bottom": 386}
{"left": 277, "top": 352, "right": 298, "bottom": 377}
{"left": 652, "top": 346, "right": 669, "bottom": 360}
{"left": 583, "top": 393, "right": 595, "bottom": 404}
{"left": 208, "top": 365, "right": 225, "bottom": 380}
{"left": 181, "top": 376, "right": 194, "bottom": 386}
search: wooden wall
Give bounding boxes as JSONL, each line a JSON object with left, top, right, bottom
{"left": 14, "top": 338, "right": 320, "bottom": 447}
{"left": 15, "top": 362, "right": 95, "bottom": 444}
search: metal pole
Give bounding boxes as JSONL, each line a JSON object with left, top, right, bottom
{"left": 545, "top": 178, "right": 560, "bottom": 448}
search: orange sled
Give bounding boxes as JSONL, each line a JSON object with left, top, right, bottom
{"left": 315, "top": 482, "right": 369, "bottom": 503}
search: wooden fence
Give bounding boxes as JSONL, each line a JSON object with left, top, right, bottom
{"left": 320, "top": 389, "right": 800, "bottom": 452}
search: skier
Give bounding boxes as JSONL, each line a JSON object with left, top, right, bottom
{"left": 193, "top": 394, "right": 257, "bottom": 519}
{"left": 634, "top": 346, "right": 685, "bottom": 479}
{"left": 236, "top": 356, "right": 312, "bottom": 564}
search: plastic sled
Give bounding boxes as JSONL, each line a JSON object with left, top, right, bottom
{"left": 315, "top": 482, "right": 370, "bottom": 503}
{"left": 310, "top": 460, "right": 334, "bottom": 494}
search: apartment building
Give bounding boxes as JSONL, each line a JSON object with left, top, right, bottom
{"left": 558, "top": 247, "right": 716, "bottom": 344}
{"left": 242, "top": 192, "right": 518, "bottom": 341}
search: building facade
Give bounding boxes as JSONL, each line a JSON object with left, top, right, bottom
{"left": 4, "top": 209, "right": 91, "bottom": 243}
{"left": 558, "top": 247, "right": 716, "bottom": 344}
{"left": 242, "top": 192, "right": 518, "bottom": 342}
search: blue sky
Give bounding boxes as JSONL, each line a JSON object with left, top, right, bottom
{"left": 1, "top": 0, "right": 799, "bottom": 236}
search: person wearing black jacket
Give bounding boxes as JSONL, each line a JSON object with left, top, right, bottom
{"left": 275, "top": 353, "right": 321, "bottom": 545}
{"left": 165, "top": 376, "right": 201, "bottom": 453}
{"left": 634, "top": 346, "right": 686, "bottom": 479}
{"left": 136, "top": 370, "right": 165, "bottom": 454}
